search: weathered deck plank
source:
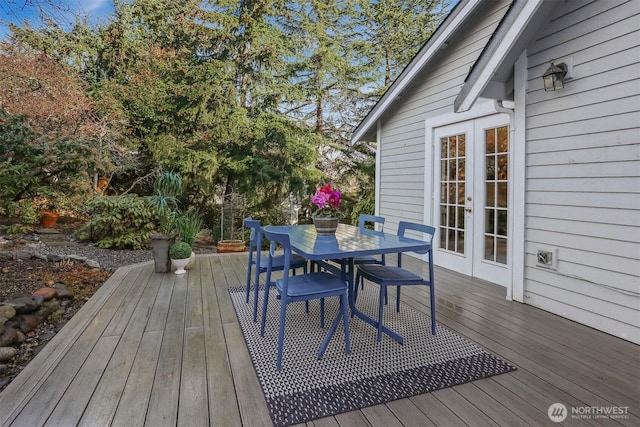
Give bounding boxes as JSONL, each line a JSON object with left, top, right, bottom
{"left": 0, "top": 253, "right": 637, "bottom": 427}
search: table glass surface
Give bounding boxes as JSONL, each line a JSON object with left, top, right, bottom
{"left": 266, "top": 223, "right": 430, "bottom": 260}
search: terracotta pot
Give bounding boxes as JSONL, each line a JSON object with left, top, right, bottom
{"left": 313, "top": 217, "right": 339, "bottom": 235}
{"left": 217, "top": 239, "right": 245, "bottom": 253}
{"left": 39, "top": 211, "right": 60, "bottom": 228}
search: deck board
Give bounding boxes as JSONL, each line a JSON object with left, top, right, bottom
{"left": 0, "top": 252, "right": 638, "bottom": 427}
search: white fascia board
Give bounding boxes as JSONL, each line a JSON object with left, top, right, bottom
{"left": 454, "top": 0, "right": 544, "bottom": 112}
{"left": 351, "top": 0, "right": 483, "bottom": 143}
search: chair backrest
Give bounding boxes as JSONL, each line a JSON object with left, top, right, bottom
{"left": 263, "top": 226, "right": 293, "bottom": 289}
{"left": 244, "top": 217, "right": 262, "bottom": 251}
{"left": 397, "top": 221, "right": 435, "bottom": 264}
{"left": 244, "top": 217, "right": 262, "bottom": 265}
{"left": 358, "top": 214, "right": 385, "bottom": 232}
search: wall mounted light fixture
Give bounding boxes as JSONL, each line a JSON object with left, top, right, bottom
{"left": 543, "top": 62, "right": 568, "bottom": 91}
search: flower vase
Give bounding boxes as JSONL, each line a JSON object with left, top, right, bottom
{"left": 313, "top": 217, "right": 339, "bottom": 235}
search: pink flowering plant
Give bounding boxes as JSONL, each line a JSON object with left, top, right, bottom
{"left": 311, "top": 184, "right": 342, "bottom": 217}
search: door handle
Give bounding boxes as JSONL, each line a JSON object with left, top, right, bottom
{"left": 465, "top": 207, "right": 472, "bottom": 213}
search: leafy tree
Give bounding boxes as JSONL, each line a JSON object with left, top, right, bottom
{"left": 354, "top": 0, "right": 449, "bottom": 89}
{"left": 1, "top": 0, "right": 451, "bottom": 235}
{"left": 0, "top": 110, "right": 101, "bottom": 208}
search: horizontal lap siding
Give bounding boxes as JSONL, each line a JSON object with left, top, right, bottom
{"left": 523, "top": 0, "right": 640, "bottom": 343}
{"left": 378, "top": 0, "right": 511, "bottom": 232}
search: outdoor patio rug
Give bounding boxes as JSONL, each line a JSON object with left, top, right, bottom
{"left": 228, "top": 285, "right": 516, "bottom": 426}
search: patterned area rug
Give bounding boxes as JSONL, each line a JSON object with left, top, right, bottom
{"left": 229, "top": 285, "right": 516, "bottom": 427}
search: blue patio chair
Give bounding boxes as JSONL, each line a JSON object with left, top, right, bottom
{"left": 260, "top": 226, "right": 351, "bottom": 370}
{"left": 355, "top": 221, "right": 436, "bottom": 341}
{"left": 244, "top": 218, "right": 307, "bottom": 322}
{"left": 330, "top": 214, "right": 386, "bottom": 293}
{"left": 354, "top": 214, "right": 386, "bottom": 268}
{"left": 352, "top": 215, "right": 386, "bottom": 300}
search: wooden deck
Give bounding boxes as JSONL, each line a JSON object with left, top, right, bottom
{"left": 0, "top": 253, "right": 638, "bottom": 426}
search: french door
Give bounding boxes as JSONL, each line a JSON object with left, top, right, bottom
{"left": 433, "top": 115, "right": 511, "bottom": 286}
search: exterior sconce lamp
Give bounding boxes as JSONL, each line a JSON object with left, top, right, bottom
{"left": 543, "top": 62, "right": 568, "bottom": 91}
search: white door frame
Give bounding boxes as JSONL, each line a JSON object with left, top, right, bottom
{"left": 424, "top": 98, "right": 524, "bottom": 300}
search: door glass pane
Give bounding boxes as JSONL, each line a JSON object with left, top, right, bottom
{"left": 439, "top": 133, "right": 466, "bottom": 255}
{"left": 484, "top": 125, "right": 509, "bottom": 264}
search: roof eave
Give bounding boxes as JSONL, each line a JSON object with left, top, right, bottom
{"left": 454, "top": 0, "right": 557, "bottom": 112}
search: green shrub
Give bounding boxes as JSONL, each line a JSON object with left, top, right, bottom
{"left": 169, "top": 241, "right": 192, "bottom": 259}
{"left": 76, "top": 195, "right": 155, "bottom": 249}
{"left": 147, "top": 171, "right": 182, "bottom": 234}
{"left": 175, "top": 209, "right": 203, "bottom": 246}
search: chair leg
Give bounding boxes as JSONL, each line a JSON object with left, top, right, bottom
{"left": 377, "top": 285, "right": 386, "bottom": 342}
{"left": 320, "top": 298, "right": 325, "bottom": 328}
{"left": 252, "top": 266, "right": 261, "bottom": 322}
{"left": 341, "top": 294, "right": 351, "bottom": 354}
{"left": 353, "top": 272, "right": 361, "bottom": 305}
{"left": 317, "top": 294, "right": 350, "bottom": 359}
{"left": 430, "top": 284, "right": 436, "bottom": 335}
{"left": 260, "top": 281, "right": 271, "bottom": 336}
{"left": 245, "top": 257, "right": 253, "bottom": 304}
{"left": 276, "top": 298, "right": 287, "bottom": 370}
{"left": 396, "top": 287, "right": 401, "bottom": 312}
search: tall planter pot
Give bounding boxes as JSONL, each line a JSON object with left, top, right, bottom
{"left": 150, "top": 233, "right": 177, "bottom": 273}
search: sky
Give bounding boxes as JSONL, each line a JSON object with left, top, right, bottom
{"left": 0, "top": 0, "right": 115, "bottom": 41}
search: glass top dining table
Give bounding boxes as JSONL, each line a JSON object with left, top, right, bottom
{"left": 265, "top": 223, "right": 432, "bottom": 342}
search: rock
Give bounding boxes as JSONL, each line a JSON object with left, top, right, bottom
{"left": 56, "top": 289, "right": 73, "bottom": 300}
{"left": 53, "top": 283, "right": 68, "bottom": 292}
{"left": 46, "top": 253, "right": 63, "bottom": 262}
{"left": 85, "top": 259, "right": 100, "bottom": 268}
{"left": 13, "top": 307, "right": 51, "bottom": 333}
{"left": 67, "top": 255, "right": 87, "bottom": 263}
{"left": 53, "top": 283, "right": 73, "bottom": 300}
{"left": 0, "top": 305, "right": 16, "bottom": 336}
{"left": 0, "top": 305, "right": 17, "bottom": 320}
{"left": 33, "top": 287, "right": 58, "bottom": 301}
{"left": 33, "top": 252, "right": 49, "bottom": 261}
{"left": 44, "top": 300, "right": 61, "bottom": 312}
{"left": 13, "top": 314, "right": 39, "bottom": 333}
{"left": 0, "top": 347, "right": 18, "bottom": 362}
{"left": 0, "top": 328, "right": 19, "bottom": 346}
{"left": 0, "top": 377, "right": 10, "bottom": 389}
{"left": 5, "top": 296, "right": 42, "bottom": 314}
{"left": 12, "top": 250, "right": 33, "bottom": 260}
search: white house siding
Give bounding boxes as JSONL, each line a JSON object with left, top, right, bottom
{"left": 523, "top": 0, "right": 640, "bottom": 343}
{"left": 378, "top": 0, "right": 512, "bottom": 231}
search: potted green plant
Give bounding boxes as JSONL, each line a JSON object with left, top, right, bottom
{"left": 147, "top": 171, "right": 182, "bottom": 273}
{"left": 175, "top": 208, "right": 203, "bottom": 269}
{"left": 169, "top": 241, "right": 192, "bottom": 275}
